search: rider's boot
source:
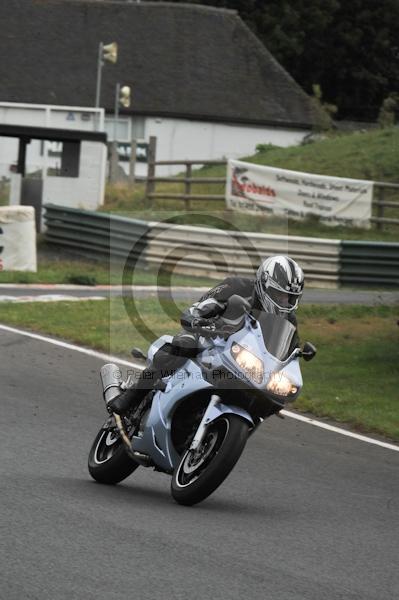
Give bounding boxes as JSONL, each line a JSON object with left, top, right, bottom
{"left": 107, "top": 386, "right": 138, "bottom": 415}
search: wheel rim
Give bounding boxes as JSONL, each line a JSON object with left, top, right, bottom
{"left": 175, "top": 418, "right": 230, "bottom": 488}
{"left": 93, "top": 429, "right": 121, "bottom": 465}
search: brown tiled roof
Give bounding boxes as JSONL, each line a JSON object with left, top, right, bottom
{"left": 0, "top": 1, "right": 317, "bottom": 128}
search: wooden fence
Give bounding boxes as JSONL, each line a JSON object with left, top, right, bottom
{"left": 144, "top": 136, "right": 226, "bottom": 209}
{"left": 372, "top": 181, "right": 399, "bottom": 229}
{"left": 144, "top": 136, "right": 399, "bottom": 227}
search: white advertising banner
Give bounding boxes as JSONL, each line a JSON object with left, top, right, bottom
{"left": 0, "top": 206, "right": 37, "bottom": 272}
{"left": 226, "top": 160, "right": 374, "bottom": 227}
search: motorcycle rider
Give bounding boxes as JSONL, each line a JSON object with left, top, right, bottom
{"left": 108, "top": 255, "right": 305, "bottom": 415}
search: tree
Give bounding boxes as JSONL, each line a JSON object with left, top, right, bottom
{"left": 319, "top": 0, "right": 399, "bottom": 120}
{"left": 378, "top": 93, "right": 399, "bottom": 128}
{"left": 310, "top": 84, "right": 337, "bottom": 131}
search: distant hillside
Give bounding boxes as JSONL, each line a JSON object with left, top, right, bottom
{"left": 186, "top": 127, "right": 399, "bottom": 187}
{"left": 248, "top": 128, "right": 399, "bottom": 182}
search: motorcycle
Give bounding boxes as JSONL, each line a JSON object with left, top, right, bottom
{"left": 88, "top": 295, "right": 316, "bottom": 506}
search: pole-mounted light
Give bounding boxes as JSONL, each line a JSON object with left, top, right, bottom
{"left": 102, "top": 42, "right": 118, "bottom": 64}
{"left": 95, "top": 41, "right": 118, "bottom": 109}
{"left": 111, "top": 82, "right": 132, "bottom": 182}
{"left": 113, "top": 83, "right": 132, "bottom": 141}
{"left": 119, "top": 86, "right": 131, "bottom": 108}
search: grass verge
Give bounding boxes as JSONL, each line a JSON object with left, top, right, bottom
{"left": 0, "top": 242, "right": 214, "bottom": 287}
{"left": 1, "top": 300, "right": 397, "bottom": 441}
{"left": 0, "top": 261, "right": 213, "bottom": 287}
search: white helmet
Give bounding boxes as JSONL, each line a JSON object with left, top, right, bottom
{"left": 255, "top": 256, "right": 304, "bottom": 315}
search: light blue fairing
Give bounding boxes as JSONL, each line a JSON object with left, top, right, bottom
{"left": 197, "top": 317, "right": 303, "bottom": 394}
{"left": 131, "top": 316, "right": 302, "bottom": 472}
{"left": 131, "top": 361, "right": 212, "bottom": 471}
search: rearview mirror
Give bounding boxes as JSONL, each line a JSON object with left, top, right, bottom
{"left": 224, "top": 295, "right": 251, "bottom": 319}
{"left": 301, "top": 342, "right": 317, "bottom": 362}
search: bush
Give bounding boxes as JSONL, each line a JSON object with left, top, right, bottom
{"left": 66, "top": 274, "right": 97, "bottom": 286}
{"left": 255, "top": 143, "right": 278, "bottom": 154}
{"left": 377, "top": 93, "right": 399, "bottom": 128}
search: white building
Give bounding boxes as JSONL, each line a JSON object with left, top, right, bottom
{"left": 1, "top": 1, "right": 319, "bottom": 180}
{"left": 108, "top": 116, "right": 309, "bottom": 178}
{"left": 0, "top": 103, "right": 107, "bottom": 216}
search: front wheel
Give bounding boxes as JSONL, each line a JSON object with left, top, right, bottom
{"left": 171, "top": 414, "right": 249, "bottom": 506}
{"left": 88, "top": 421, "right": 139, "bottom": 485}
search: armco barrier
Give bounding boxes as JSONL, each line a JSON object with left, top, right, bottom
{"left": 44, "top": 204, "right": 150, "bottom": 265}
{"left": 145, "top": 222, "right": 340, "bottom": 288}
{"left": 43, "top": 205, "right": 398, "bottom": 288}
{"left": 340, "top": 240, "right": 399, "bottom": 286}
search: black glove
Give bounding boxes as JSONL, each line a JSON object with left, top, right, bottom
{"left": 192, "top": 317, "right": 216, "bottom": 331}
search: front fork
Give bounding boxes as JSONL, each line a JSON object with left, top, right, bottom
{"left": 189, "top": 395, "right": 220, "bottom": 451}
{"left": 189, "top": 394, "right": 255, "bottom": 452}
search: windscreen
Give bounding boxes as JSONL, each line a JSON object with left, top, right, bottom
{"left": 253, "top": 311, "right": 296, "bottom": 361}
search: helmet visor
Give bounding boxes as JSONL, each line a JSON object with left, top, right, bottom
{"left": 267, "top": 287, "right": 300, "bottom": 310}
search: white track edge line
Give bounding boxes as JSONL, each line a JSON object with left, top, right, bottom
{"left": 1, "top": 323, "right": 398, "bottom": 453}
{"left": 279, "top": 410, "right": 399, "bottom": 452}
{"left": 0, "top": 323, "right": 143, "bottom": 369}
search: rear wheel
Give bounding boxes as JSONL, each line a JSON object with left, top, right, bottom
{"left": 88, "top": 422, "right": 139, "bottom": 485}
{"left": 171, "top": 414, "right": 249, "bottom": 506}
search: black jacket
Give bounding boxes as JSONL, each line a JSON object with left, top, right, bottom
{"left": 181, "top": 276, "right": 300, "bottom": 349}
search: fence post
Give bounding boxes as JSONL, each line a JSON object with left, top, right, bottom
{"left": 109, "top": 141, "right": 119, "bottom": 183}
{"left": 377, "top": 185, "right": 385, "bottom": 230}
{"left": 145, "top": 136, "right": 157, "bottom": 207}
{"left": 128, "top": 139, "right": 137, "bottom": 190}
{"left": 185, "top": 162, "right": 192, "bottom": 211}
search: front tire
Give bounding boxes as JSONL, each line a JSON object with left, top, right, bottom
{"left": 171, "top": 414, "right": 249, "bottom": 506}
{"left": 88, "top": 423, "right": 139, "bottom": 485}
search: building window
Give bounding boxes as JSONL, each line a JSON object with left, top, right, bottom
{"left": 45, "top": 140, "right": 81, "bottom": 177}
{"left": 132, "top": 117, "right": 145, "bottom": 140}
{"left": 104, "top": 116, "right": 145, "bottom": 142}
{"left": 104, "top": 117, "right": 131, "bottom": 142}
{"left": 60, "top": 141, "right": 80, "bottom": 177}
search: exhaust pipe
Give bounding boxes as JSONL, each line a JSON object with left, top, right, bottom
{"left": 100, "top": 364, "right": 153, "bottom": 468}
{"left": 100, "top": 363, "right": 122, "bottom": 407}
{"left": 100, "top": 363, "right": 129, "bottom": 449}
{"left": 114, "top": 412, "right": 153, "bottom": 467}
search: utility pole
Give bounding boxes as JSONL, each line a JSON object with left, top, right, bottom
{"left": 110, "top": 83, "right": 131, "bottom": 182}
{"left": 95, "top": 42, "right": 104, "bottom": 109}
{"left": 95, "top": 41, "right": 118, "bottom": 109}
{"left": 113, "top": 82, "right": 121, "bottom": 142}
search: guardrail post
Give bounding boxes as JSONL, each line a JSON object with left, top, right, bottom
{"left": 376, "top": 185, "right": 385, "bottom": 231}
{"left": 185, "top": 163, "right": 192, "bottom": 211}
{"left": 145, "top": 136, "right": 157, "bottom": 207}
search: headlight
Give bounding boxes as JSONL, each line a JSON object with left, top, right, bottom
{"left": 231, "top": 343, "right": 264, "bottom": 384}
{"left": 266, "top": 372, "right": 298, "bottom": 396}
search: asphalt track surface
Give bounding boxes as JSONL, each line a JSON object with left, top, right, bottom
{"left": 1, "top": 285, "right": 399, "bottom": 305}
{"left": 1, "top": 329, "right": 398, "bottom": 600}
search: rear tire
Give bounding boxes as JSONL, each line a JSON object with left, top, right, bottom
{"left": 171, "top": 414, "right": 249, "bottom": 506}
{"left": 88, "top": 424, "right": 139, "bottom": 485}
